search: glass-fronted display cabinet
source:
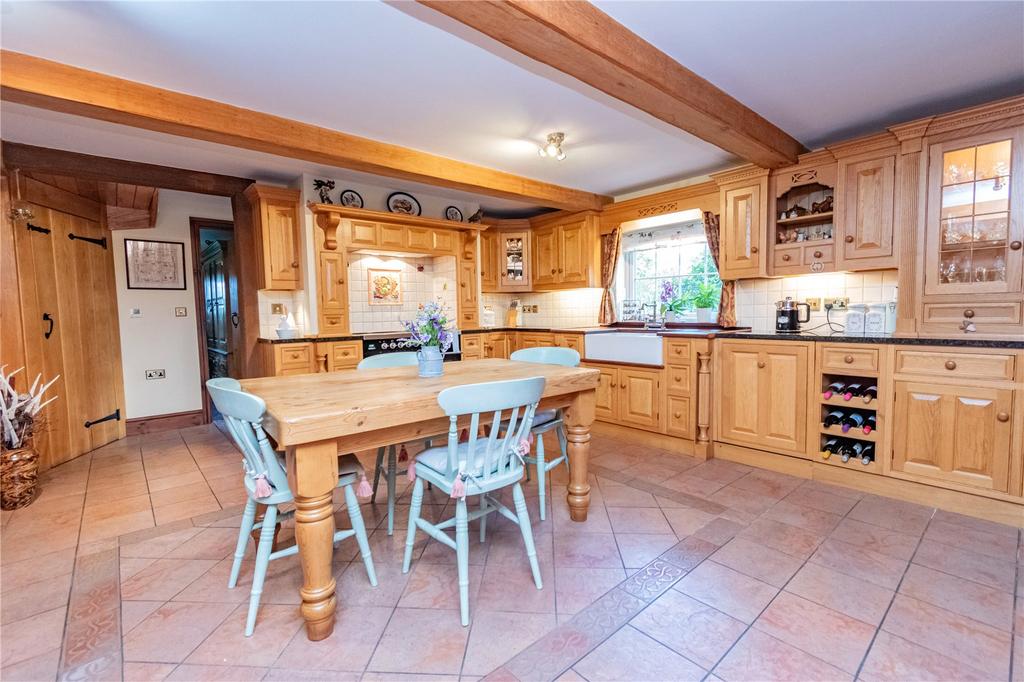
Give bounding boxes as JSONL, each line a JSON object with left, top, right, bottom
{"left": 499, "top": 230, "right": 531, "bottom": 292}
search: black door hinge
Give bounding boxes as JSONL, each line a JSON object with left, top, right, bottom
{"left": 84, "top": 408, "right": 120, "bottom": 428}
{"left": 27, "top": 223, "right": 51, "bottom": 235}
{"left": 68, "top": 233, "right": 108, "bottom": 249}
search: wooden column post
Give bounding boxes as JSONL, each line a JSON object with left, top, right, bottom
{"left": 564, "top": 389, "right": 596, "bottom": 522}
{"left": 695, "top": 341, "right": 714, "bottom": 460}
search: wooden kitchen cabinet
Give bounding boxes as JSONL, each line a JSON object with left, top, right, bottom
{"left": 458, "top": 259, "right": 479, "bottom": 329}
{"left": 585, "top": 363, "right": 662, "bottom": 433}
{"left": 316, "top": 340, "right": 362, "bottom": 372}
{"left": 480, "top": 229, "right": 499, "bottom": 291}
{"left": 483, "top": 333, "right": 509, "bottom": 359}
{"left": 531, "top": 225, "right": 559, "bottom": 288}
{"left": 715, "top": 339, "right": 811, "bottom": 456}
{"left": 835, "top": 152, "right": 897, "bottom": 269}
{"left": 318, "top": 250, "right": 349, "bottom": 335}
{"left": 530, "top": 212, "right": 600, "bottom": 290}
{"left": 461, "top": 334, "right": 483, "bottom": 360}
{"left": 892, "top": 380, "right": 1014, "bottom": 493}
{"left": 593, "top": 365, "right": 618, "bottom": 422}
{"left": 768, "top": 154, "right": 837, "bottom": 276}
{"left": 272, "top": 342, "right": 317, "bottom": 376}
{"left": 553, "top": 333, "right": 583, "bottom": 353}
{"left": 712, "top": 166, "right": 770, "bottom": 279}
{"left": 245, "top": 184, "right": 302, "bottom": 290}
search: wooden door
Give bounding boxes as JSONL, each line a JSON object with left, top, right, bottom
{"left": 457, "top": 259, "right": 479, "bottom": 329}
{"left": 479, "top": 230, "right": 498, "bottom": 291}
{"left": 201, "top": 240, "right": 232, "bottom": 379}
{"left": 318, "top": 250, "right": 348, "bottom": 334}
{"left": 532, "top": 225, "right": 559, "bottom": 287}
{"left": 618, "top": 367, "right": 661, "bottom": 430}
{"left": 559, "top": 221, "right": 588, "bottom": 284}
{"left": 893, "top": 381, "right": 1014, "bottom": 492}
{"left": 720, "top": 183, "right": 766, "bottom": 279}
{"left": 262, "top": 198, "right": 301, "bottom": 289}
{"left": 836, "top": 153, "right": 896, "bottom": 269}
{"left": 593, "top": 366, "right": 617, "bottom": 422}
{"left": 716, "top": 342, "right": 763, "bottom": 446}
{"left": 760, "top": 345, "right": 809, "bottom": 454}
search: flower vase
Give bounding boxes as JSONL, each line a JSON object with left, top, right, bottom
{"left": 418, "top": 346, "right": 444, "bottom": 378}
{"left": 696, "top": 308, "right": 716, "bottom": 324}
{"left": 665, "top": 312, "right": 683, "bottom": 323}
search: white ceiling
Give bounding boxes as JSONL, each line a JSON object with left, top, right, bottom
{"left": 1, "top": 1, "right": 1022, "bottom": 213}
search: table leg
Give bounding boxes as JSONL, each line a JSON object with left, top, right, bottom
{"left": 286, "top": 440, "right": 340, "bottom": 641}
{"left": 564, "top": 389, "right": 595, "bottom": 522}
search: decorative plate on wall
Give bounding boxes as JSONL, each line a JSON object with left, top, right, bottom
{"left": 340, "top": 189, "right": 363, "bottom": 208}
{"left": 444, "top": 206, "right": 464, "bottom": 222}
{"left": 386, "top": 192, "right": 421, "bottom": 216}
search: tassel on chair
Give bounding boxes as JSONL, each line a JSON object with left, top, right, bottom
{"left": 356, "top": 474, "right": 373, "bottom": 498}
{"left": 406, "top": 461, "right": 417, "bottom": 481}
{"left": 459, "top": 428, "right": 469, "bottom": 443}
{"left": 450, "top": 474, "right": 466, "bottom": 499}
{"left": 398, "top": 444, "right": 409, "bottom": 462}
{"left": 253, "top": 473, "right": 273, "bottom": 499}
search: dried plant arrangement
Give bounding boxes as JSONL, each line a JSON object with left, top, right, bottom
{"left": 1, "top": 366, "right": 59, "bottom": 510}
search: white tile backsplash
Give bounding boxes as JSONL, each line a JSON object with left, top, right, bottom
{"left": 735, "top": 270, "right": 898, "bottom": 333}
{"left": 258, "top": 290, "right": 308, "bottom": 339}
{"left": 481, "top": 289, "right": 603, "bottom": 329}
{"left": 347, "top": 253, "right": 458, "bottom": 333}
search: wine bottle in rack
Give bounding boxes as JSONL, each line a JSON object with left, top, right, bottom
{"left": 821, "top": 437, "right": 841, "bottom": 460}
{"left": 861, "top": 385, "right": 878, "bottom": 404}
{"left": 823, "top": 381, "right": 846, "bottom": 400}
{"left": 858, "top": 443, "right": 875, "bottom": 466}
{"left": 843, "top": 383, "right": 864, "bottom": 401}
{"left": 863, "top": 414, "right": 876, "bottom": 434}
{"left": 840, "top": 444, "right": 852, "bottom": 463}
{"left": 823, "top": 409, "right": 845, "bottom": 427}
{"left": 841, "top": 412, "right": 865, "bottom": 433}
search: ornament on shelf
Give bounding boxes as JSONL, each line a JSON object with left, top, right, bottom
{"left": 811, "top": 196, "right": 833, "bottom": 214}
{"left": 313, "top": 179, "right": 336, "bottom": 204}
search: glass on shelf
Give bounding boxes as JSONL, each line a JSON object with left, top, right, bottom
{"left": 941, "top": 216, "right": 973, "bottom": 246}
{"left": 970, "top": 248, "right": 1008, "bottom": 283}
{"left": 942, "top": 147, "right": 976, "bottom": 185}
{"left": 973, "top": 177, "right": 1010, "bottom": 215}
{"left": 939, "top": 253, "right": 972, "bottom": 284}
{"left": 975, "top": 140, "right": 1012, "bottom": 181}
{"left": 940, "top": 183, "right": 974, "bottom": 220}
{"left": 973, "top": 212, "right": 1009, "bottom": 243}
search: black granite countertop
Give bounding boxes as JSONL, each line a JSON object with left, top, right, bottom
{"left": 714, "top": 331, "right": 1024, "bottom": 349}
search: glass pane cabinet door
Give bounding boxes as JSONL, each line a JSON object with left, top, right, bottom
{"left": 926, "top": 130, "right": 1023, "bottom": 295}
{"left": 499, "top": 230, "right": 529, "bottom": 289}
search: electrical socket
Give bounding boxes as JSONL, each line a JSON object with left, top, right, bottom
{"left": 825, "top": 297, "right": 849, "bottom": 310}
{"left": 145, "top": 369, "right": 166, "bottom": 380}
{"left": 805, "top": 297, "right": 822, "bottom": 312}
{"left": 270, "top": 303, "right": 285, "bottom": 315}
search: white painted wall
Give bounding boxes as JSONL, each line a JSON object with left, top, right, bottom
{"left": 111, "top": 190, "right": 233, "bottom": 419}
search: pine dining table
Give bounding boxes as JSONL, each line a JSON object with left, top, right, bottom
{"left": 239, "top": 358, "right": 599, "bottom": 641}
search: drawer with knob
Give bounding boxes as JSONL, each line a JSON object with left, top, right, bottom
{"left": 666, "top": 365, "right": 693, "bottom": 396}
{"left": 664, "top": 339, "right": 693, "bottom": 365}
{"left": 921, "top": 302, "right": 1022, "bottom": 333}
{"left": 821, "top": 346, "right": 880, "bottom": 373}
{"left": 274, "top": 342, "right": 315, "bottom": 375}
{"left": 803, "top": 244, "right": 833, "bottom": 265}
{"left": 894, "top": 349, "right": 1015, "bottom": 381}
{"left": 665, "top": 396, "right": 693, "bottom": 438}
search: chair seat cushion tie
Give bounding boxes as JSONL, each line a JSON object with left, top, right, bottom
{"left": 252, "top": 473, "right": 273, "bottom": 498}
{"left": 356, "top": 474, "right": 373, "bottom": 497}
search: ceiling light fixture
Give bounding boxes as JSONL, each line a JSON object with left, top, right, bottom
{"left": 538, "top": 132, "right": 566, "bottom": 161}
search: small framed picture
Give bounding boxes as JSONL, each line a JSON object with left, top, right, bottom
{"left": 445, "top": 205, "right": 464, "bottom": 222}
{"left": 340, "top": 189, "right": 364, "bottom": 208}
{"left": 368, "top": 268, "right": 402, "bottom": 306}
{"left": 124, "top": 238, "right": 186, "bottom": 290}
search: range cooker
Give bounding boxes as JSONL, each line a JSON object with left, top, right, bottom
{"left": 361, "top": 331, "right": 462, "bottom": 362}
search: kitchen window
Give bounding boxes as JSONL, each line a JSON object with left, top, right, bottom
{"left": 618, "top": 218, "right": 722, "bottom": 320}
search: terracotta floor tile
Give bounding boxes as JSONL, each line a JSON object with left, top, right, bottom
{"left": 153, "top": 495, "right": 222, "bottom": 526}
{"left": 848, "top": 495, "right": 933, "bottom": 535}
{"left": 166, "top": 664, "right": 268, "bottom": 681}
{"left": 860, "top": 630, "right": 992, "bottom": 681}
{"left": 714, "top": 628, "right": 852, "bottom": 682}
{"left": 762, "top": 500, "right": 843, "bottom": 535}
{"left": 149, "top": 482, "right": 217, "bottom": 509}
{"left": 1, "top": 571, "right": 72, "bottom": 624}
{"left": 574, "top": 625, "right": 705, "bottom": 681}
{"left": 147, "top": 470, "right": 207, "bottom": 493}
{"left": 554, "top": 566, "right": 626, "bottom": 615}
{"left": 121, "top": 600, "right": 165, "bottom": 634}
{"left": 486, "top": 529, "right": 554, "bottom": 568}
{"left": 684, "top": 460, "right": 751, "bottom": 485}
{"left": 476, "top": 559, "right": 555, "bottom": 614}
{"left": 397, "top": 561, "right": 483, "bottom": 610}
{"left": 730, "top": 469, "right": 802, "bottom": 499}
{"left": 631, "top": 589, "right": 745, "bottom": 670}
{"left": 264, "top": 669, "right": 361, "bottom": 681}
{"left": 121, "top": 661, "right": 177, "bottom": 681}
{"left": 366, "top": 607, "right": 470, "bottom": 674}
{"left": 274, "top": 604, "right": 392, "bottom": 672}
{"left": 79, "top": 510, "right": 155, "bottom": 543}
{"left": 707, "top": 485, "right": 778, "bottom": 517}
{"left": 365, "top": 528, "right": 427, "bottom": 564}
{"left": 0, "top": 647, "right": 61, "bottom": 682}
{"left": 120, "top": 527, "right": 205, "bottom": 559}
{"left": 552, "top": 497, "right": 613, "bottom": 534}
{"left": 692, "top": 517, "right": 746, "bottom": 547}
{"left": 81, "top": 492, "right": 153, "bottom": 522}
{"left": 931, "top": 508, "right": 1019, "bottom": 539}
{"left": 553, "top": 532, "right": 622, "bottom": 568}
{"left": 782, "top": 486, "right": 858, "bottom": 516}
{"left": 336, "top": 560, "right": 410, "bottom": 607}
{"left": 711, "top": 537, "right": 803, "bottom": 587}
{"left": 912, "top": 538, "right": 1016, "bottom": 592}
{"left": 123, "top": 601, "right": 236, "bottom": 663}
{"left": 661, "top": 506, "right": 716, "bottom": 537}
{"left": 828, "top": 517, "right": 920, "bottom": 561}
{"left": 186, "top": 603, "right": 303, "bottom": 667}
{"left": 121, "top": 558, "right": 219, "bottom": 601}
{"left": 882, "top": 594, "right": 1011, "bottom": 679}
{"left": 163, "top": 526, "right": 239, "bottom": 560}
{"left": 614, "top": 533, "right": 679, "bottom": 569}
{"left": 785, "top": 562, "right": 893, "bottom": 626}
{"left": 171, "top": 558, "right": 252, "bottom": 604}
{"left": 675, "top": 560, "right": 778, "bottom": 624}
{"left": 809, "top": 538, "right": 908, "bottom": 590}
{"left": 660, "top": 472, "right": 727, "bottom": 497}
{"left": 660, "top": 536, "right": 717, "bottom": 571}
{"left": 754, "top": 591, "right": 875, "bottom": 674}
{"left": 923, "top": 518, "right": 1019, "bottom": 561}
{"left": 1, "top": 546, "right": 76, "bottom": 591}
{"left": 462, "top": 610, "right": 558, "bottom": 676}
{"left": 419, "top": 532, "right": 490, "bottom": 565}
{"left": 598, "top": 481, "right": 658, "bottom": 507}
{"left": 0, "top": 607, "right": 67, "bottom": 667}
{"left": 736, "top": 518, "right": 824, "bottom": 559}
{"left": 606, "top": 506, "right": 673, "bottom": 535}
{"left": 620, "top": 461, "right": 684, "bottom": 484}
{"left": 899, "top": 563, "right": 1013, "bottom": 631}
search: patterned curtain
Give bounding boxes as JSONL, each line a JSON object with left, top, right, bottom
{"left": 598, "top": 228, "right": 622, "bottom": 325}
{"left": 703, "top": 211, "right": 736, "bottom": 327}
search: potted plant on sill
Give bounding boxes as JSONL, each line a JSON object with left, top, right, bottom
{"left": 1, "top": 367, "right": 60, "bottom": 510}
{"left": 403, "top": 300, "right": 455, "bottom": 377}
{"left": 659, "top": 281, "right": 686, "bottom": 323}
{"left": 689, "top": 282, "right": 720, "bottom": 324}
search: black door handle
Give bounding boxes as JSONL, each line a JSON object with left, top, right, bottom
{"left": 43, "top": 313, "right": 54, "bottom": 339}
{"left": 231, "top": 312, "right": 239, "bottom": 328}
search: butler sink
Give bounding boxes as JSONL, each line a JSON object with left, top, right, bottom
{"left": 584, "top": 332, "right": 663, "bottom": 365}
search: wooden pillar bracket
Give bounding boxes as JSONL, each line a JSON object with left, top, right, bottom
{"left": 696, "top": 350, "right": 713, "bottom": 444}
{"left": 315, "top": 211, "right": 341, "bottom": 251}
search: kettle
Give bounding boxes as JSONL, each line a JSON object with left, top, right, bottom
{"left": 775, "top": 297, "right": 810, "bottom": 333}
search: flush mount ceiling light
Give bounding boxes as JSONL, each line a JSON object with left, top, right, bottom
{"left": 538, "top": 132, "right": 566, "bottom": 161}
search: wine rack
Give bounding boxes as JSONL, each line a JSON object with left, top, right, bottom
{"left": 818, "top": 371, "right": 882, "bottom": 474}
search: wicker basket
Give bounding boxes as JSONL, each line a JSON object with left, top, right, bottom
{"left": 1, "top": 445, "right": 40, "bottom": 510}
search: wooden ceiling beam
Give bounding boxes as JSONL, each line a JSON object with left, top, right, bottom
{"left": 418, "top": 0, "right": 806, "bottom": 168}
{"left": 0, "top": 50, "right": 608, "bottom": 211}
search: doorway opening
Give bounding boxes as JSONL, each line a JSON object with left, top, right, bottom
{"left": 190, "top": 217, "right": 237, "bottom": 424}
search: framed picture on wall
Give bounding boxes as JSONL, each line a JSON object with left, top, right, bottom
{"left": 124, "top": 238, "right": 187, "bottom": 290}
{"left": 368, "top": 268, "right": 402, "bottom": 305}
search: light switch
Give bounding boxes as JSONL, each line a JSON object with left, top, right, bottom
{"left": 129, "top": 307, "right": 142, "bottom": 318}
{"left": 174, "top": 307, "right": 187, "bottom": 317}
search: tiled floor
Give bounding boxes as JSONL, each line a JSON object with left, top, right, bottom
{"left": 1, "top": 423, "right": 1022, "bottom": 681}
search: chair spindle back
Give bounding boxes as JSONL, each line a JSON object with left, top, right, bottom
{"left": 206, "top": 378, "right": 290, "bottom": 493}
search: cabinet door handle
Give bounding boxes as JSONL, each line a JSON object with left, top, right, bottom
{"left": 813, "top": 250, "right": 823, "bottom": 259}
{"left": 750, "top": 246, "right": 759, "bottom": 254}
{"left": 674, "top": 376, "right": 681, "bottom": 382}
{"left": 550, "top": 268, "right": 556, "bottom": 274}
{"left": 673, "top": 412, "right": 682, "bottom": 419}
{"left": 291, "top": 261, "right": 299, "bottom": 268}
{"left": 944, "top": 360, "right": 957, "bottom": 370}
{"left": 609, "top": 382, "right": 616, "bottom": 388}
{"left": 963, "top": 309, "right": 975, "bottom": 319}
{"left": 782, "top": 254, "right": 791, "bottom": 262}
{"left": 996, "top": 412, "right": 1010, "bottom": 422}
{"left": 845, "top": 235, "right": 855, "bottom": 243}
{"left": 558, "top": 268, "right": 563, "bottom": 273}
{"left": 844, "top": 355, "right": 854, "bottom": 364}
{"left": 1010, "top": 241, "right": 1022, "bottom": 251}
{"left": 757, "top": 361, "right": 766, "bottom": 368}
{"left": 42, "top": 312, "right": 54, "bottom": 339}
{"left": 337, "top": 278, "right": 344, "bottom": 285}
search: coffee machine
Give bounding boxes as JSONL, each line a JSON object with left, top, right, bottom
{"left": 775, "top": 297, "right": 811, "bottom": 333}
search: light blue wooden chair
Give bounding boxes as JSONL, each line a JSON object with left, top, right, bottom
{"left": 403, "top": 376, "right": 546, "bottom": 626}
{"left": 206, "top": 377, "right": 377, "bottom": 637}
{"left": 509, "top": 347, "right": 580, "bottom": 520}
{"left": 357, "top": 352, "right": 429, "bottom": 536}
